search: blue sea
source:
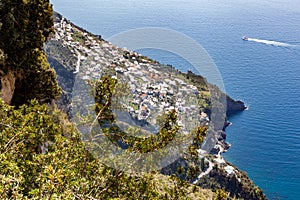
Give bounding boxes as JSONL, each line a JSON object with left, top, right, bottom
{"left": 52, "top": 0, "right": 300, "bottom": 199}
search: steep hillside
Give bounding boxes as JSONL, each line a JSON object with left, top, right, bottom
{"left": 0, "top": 99, "right": 217, "bottom": 199}
{"left": 0, "top": 1, "right": 267, "bottom": 199}
{"left": 45, "top": 12, "right": 246, "bottom": 154}
{"left": 44, "top": 12, "right": 266, "bottom": 199}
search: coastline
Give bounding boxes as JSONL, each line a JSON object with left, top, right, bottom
{"left": 47, "top": 10, "right": 246, "bottom": 163}
{"left": 45, "top": 11, "right": 266, "bottom": 199}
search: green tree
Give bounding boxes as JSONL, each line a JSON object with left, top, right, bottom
{"left": 0, "top": 0, "right": 61, "bottom": 105}
{"left": 92, "top": 76, "right": 180, "bottom": 154}
{"left": 0, "top": 99, "right": 214, "bottom": 199}
{"left": 214, "top": 189, "right": 229, "bottom": 200}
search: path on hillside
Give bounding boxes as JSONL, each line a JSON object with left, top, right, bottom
{"left": 192, "top": 158, "right": 214, "bottom": 184}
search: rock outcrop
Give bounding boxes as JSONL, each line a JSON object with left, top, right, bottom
{"left": 196, "top": 156, "right": 267, "bottom": 200}
{"left": 0, "top": 70, "right": 16, "bottom": 104}
{"left": 227, "top": 97, "right": 246, "bottom": 116}
{"left": 45, "top": 12, "right": 265, "bottom": 199}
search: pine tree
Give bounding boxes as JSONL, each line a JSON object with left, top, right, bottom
{"left": 0, "top": 0, "right": 61, "bottom": 105}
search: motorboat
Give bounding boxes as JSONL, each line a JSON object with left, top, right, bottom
{"left": 242, "top": 36, "right": 248, "bottom": 41}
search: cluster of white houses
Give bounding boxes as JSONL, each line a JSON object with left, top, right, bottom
{"left": 53, "top": 17, "right": 210, "bottom": 130}
{"left": 51, "top": 15, "right": 244, "bottom": 183}
{"left": 116, "top": 64, "right": 210, "bottom": 127}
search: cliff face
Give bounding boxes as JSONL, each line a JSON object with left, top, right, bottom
{"left": 162, "top": 155, "right": 267, "bottom": 200}
{"left": 0, "top": 71, "right": 16, "bottom": 104}
{"left": 196, "top": 156, "right": 267, "bottom": 200}
{"left": 227, "top": 97, "right": 246, "bottom": 116}
{"left": 45, "top": 12, "right": 265, "bottom": 199}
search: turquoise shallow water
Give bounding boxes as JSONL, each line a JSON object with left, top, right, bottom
{"left": 52, "top": 0, "right": 300, "bottom": 199}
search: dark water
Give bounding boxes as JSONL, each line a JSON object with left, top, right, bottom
{"left": 52, "top": 0, "right": 300, "bottom": 199}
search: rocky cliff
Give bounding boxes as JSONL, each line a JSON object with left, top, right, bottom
{"left": 45, "top": 12, "right": 265, "bottom": 199}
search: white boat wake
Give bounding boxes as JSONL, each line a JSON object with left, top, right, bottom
{"left": 246, "top": 38, "right": 297, "bottom": 48}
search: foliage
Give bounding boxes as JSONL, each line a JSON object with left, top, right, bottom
{"left": 0, "top": 1, "right": 255, "bottom": 198}
{"left": 0, "top": 0, "right": 53, "bottom": 69}
{"left": 185, "top": 126, "right": 207, "bottom": 179}
{"left": 0, "top": 0, "right": 61, "bottom": 105}
{"left": 89, "top": 76, "right": 212, "bottom": 182}
{"left": 214, "top": 189, "right": 229, "bottom": 200}
{"left": 92, "top": 76, "right": 181, "bottom": 154}
{"left": 11, "top": 49, "right": 61, "bottom": 105}
{"left": 0, "top": 99, "right": 214, "bottom": 199}
{"left": 196, "top": 162, "right": 267, "bottom": 200}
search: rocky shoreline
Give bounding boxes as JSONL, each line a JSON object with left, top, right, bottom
{"left": 45, "top": 10, "right": 245, "bottom": 161}
{"left": 45, "top": 12, "right": 266, "bottom": 199}
{"left": 45, "top": 11, "right": 248, "bottom": 158}
{"left": 46, "top": 12, "right": 246, "bottom": 155}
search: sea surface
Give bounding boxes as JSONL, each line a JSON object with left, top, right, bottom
{"left": 51, "top": 0, "right": 300, "bottom": 199}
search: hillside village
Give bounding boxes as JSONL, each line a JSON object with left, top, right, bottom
{"left": 51, "top": 13, "right": 210, "bottom": 134}
{"left": 41, "top": 12, "right": 267, "bottom": 200}
{"left": 0, "top": 0, "right": 267, "bottom": 197}
{"left": 49, "top": 13, "right": 247, "bottom": 179}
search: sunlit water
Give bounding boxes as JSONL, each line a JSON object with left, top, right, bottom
{"left": 52, "top": 0, "right": 300, "bottom": 199}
